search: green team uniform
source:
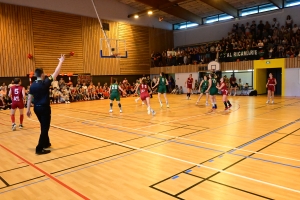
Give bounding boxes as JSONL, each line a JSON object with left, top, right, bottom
{"left": 110, "top": 83, "right": 120, "bottom": 101}
{"left": 158, "top": 77, "right": 167, "bottom": 94}
{"left": 209, "top": 78, "right": 218, "bottom": 95}
{"left": 200, "top": 80, "right": 208, "bottom": 94}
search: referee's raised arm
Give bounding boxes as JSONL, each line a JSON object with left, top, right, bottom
{"left": 26, "top": 54, "right": 65, "bottom": 155}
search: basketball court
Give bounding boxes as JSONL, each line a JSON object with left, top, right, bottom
{"left": 1, "top": 96, "right": 300, "bottom": 199}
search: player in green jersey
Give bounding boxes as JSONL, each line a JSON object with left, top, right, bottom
{"left": 152, "top": 72, "right": 169, "bottom": 108}
{"left": 196, "top": 75, "right": 209, "bottom": 106}
{"left": 109, "top": 78, "right": 126, "bottom": 113}
{"left": 206, "top": 73, "right": 218, "bottom": 110}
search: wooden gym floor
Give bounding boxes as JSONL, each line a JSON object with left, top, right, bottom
{"left": 0, "top": 95, "right": 300, "bottom": 200}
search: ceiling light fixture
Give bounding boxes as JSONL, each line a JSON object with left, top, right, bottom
{"left": 148, "top": 11, "right": 153, "bottom": 15}
{"left": 134, "top": 14, "right": 139, "bottom": 19}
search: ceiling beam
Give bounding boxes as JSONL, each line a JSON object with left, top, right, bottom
{"left": 199, "top": 0, "right": 238, "bottom": 17}
{"left": 268, "top": 0, "right": 283, "bottom": 8}
{"left": 129, "top": 0, "right": 202, "bottom": 24}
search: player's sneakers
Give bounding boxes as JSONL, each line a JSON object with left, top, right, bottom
{"left": 12, "top": 124, "right": 16, "bottom": 131}
{"left": 228, "top": 105, "right": 232, "bottom": 109}
{"left": 167, "top": 104, "right": 169, "bottom": 108}
{"left": 109, "top": 109, "right": 113, "bottom": 113}
{"left": 266, "top": 100, "right": 269, "bottom": 104}
{"left": 120, "top": 110, "right": 123, "bottom": 113}
{"left": 271, "top": 101, "right": 274, "bottom": 104}
{"left": 135, "top": 98, "right": 139, "bottom": 103}
{"left": 160, "top": 103, "right": 163, "bottom": 108}
{"left": 142, "top": 102, "right": 144, "bottom": 105}
{"left": 225, "top": 107, "right": 229, "bottom": 111}
{"left": 152, "top": 111, "right": 156, "bottom": 116}
{"left": 196, "top": 101, "right": 199, "bottom": 105}
{"left": 205, "top": 101, "right": 209, "bottom": 106}
{"left": 19, "top": 124, "right": 23, "bottom": 129}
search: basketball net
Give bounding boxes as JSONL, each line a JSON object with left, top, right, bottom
{"left": 91, "top": 0, "right": 113, "bottom": 56}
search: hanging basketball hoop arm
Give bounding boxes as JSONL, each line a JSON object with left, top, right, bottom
{"left": 90, "top": 0, "right": 113, "bottom": 56}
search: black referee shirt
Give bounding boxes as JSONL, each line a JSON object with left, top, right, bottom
{"left": 29, "top": 77, "right": 53, "bottom": 106}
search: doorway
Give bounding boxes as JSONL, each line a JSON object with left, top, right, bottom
{"left": 267, "top": 68, "right": 282, "bottom": 95}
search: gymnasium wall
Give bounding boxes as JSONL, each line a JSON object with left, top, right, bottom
{"left": 0, "top": 0, "right": 172, "bottom": 30}
{"left": 0, "top": 2, "right": 173, "bottom": 77}
{"left": 285, "top": 68, "right": 300, "bottom": 96}
{"left": 174, "top": 6, "right": 300, "bottom": 47}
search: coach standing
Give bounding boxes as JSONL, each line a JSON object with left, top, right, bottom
{"left": 26, "top": 55, "right": 65, "bottom": 155}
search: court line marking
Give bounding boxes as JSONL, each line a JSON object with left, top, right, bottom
{"left": 59, "top": 115, "right": 300, "bottom": 163}
{"left": 0, "top": 144, "right": 90, "bottom": 200}
{"left": 39, "top": 123, "right": 300, "bottom": 195}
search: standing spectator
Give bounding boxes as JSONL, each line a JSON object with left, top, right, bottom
{"left": 286, "top": 15, "right": 293, "bottom": 29}
{"left": 250, "top": 21, "right": 257, "bottom": 39}
{"left": 229, "top": 74, "right": 237, "bottom": 96}
{"left": 272, "top": 18, "right": 279, "bottom": 30}
{"left": 258, "top": 20, "right": 265, "bottom": 39}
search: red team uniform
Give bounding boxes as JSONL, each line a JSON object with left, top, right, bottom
{"left": 140, "top": 84, "right": 150, "bottom": 101}
{"left": 267, "top": 78, "right": 276, "bottom": 92}
{"left": 187, "top": 78, "right": 193, "bottom": 89}
{"left": 220, "top": 83, "right": 228, "bottom": 96}
{"left": 11, "top": 85, "right": 24, "bottom": 109}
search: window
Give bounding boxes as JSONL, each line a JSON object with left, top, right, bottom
{"left": 259, "top": 3, "right": 278, "bottom": 13}
{"left": 239, "top": 6, "right": 258, "bottom": 17}
{"left": 218, "top": 13, "right": 234, "bottom": 21}
{"left": 285, "top": 0, "right": 300, "bottom": 7}
{"left": 173, "top": 22, "right": 199, "bottom": 30}
{"left": 205, "top": 15, "right": 219, "bottom": 24}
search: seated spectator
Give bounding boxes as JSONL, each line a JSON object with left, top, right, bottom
{"left": 178, "top": 86, "right": 183, "bottom": 94}
{"left": 292, "top": 24, "right": 299, "bottom": 34}
{"left": 238, "top": 79, "right": 243, "bottom": 90}
{"left": 258, "top": 40, "right": 264, "bottom": 49}
{"left": 171, "top": 85, "right": 179, "bottom": 94}
{"left": 242, "top": 83, "right": 249, "bottom": 95}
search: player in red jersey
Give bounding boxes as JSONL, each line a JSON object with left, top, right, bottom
{"left": 185, "top": 74, "right": 193, "bottom": 100}
{"left": 8, "top": 78, "right": 25, "bottom": 131}
{"left": 136, "top": 79, "right": 156, "bottom": 116}
{"left": 266, "top": 73, "right": 277, "bottom": 104}
{"left": 216, "top": 77, "right": 232, "bottom": 110}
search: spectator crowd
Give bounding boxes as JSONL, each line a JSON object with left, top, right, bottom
{"left": 151, "top": 15, "right": 300, "bottom": 67}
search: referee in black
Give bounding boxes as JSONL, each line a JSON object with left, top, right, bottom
{"left": 26, "top": 55, "right": 65, "bottom": 155}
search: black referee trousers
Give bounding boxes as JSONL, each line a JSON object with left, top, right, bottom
{"left": 34, "top": 105, "right": 51, "bottom": 152}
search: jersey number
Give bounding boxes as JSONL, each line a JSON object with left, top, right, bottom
{"left": 14, "top": 89, "right": 19, "bottom": 94}
{"left": 111, "top": 85, "right": 118, "bottom": 90}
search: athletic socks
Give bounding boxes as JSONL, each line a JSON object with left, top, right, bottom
{"left": 118, "top": 103, "right": 122, "bottom": 109}
{"left": 11, "top": 114, "right": 15, "bottom": 124}
{"left": 227, "top": 100, "right": 232, "bottom": 107}
{"left": 110, "top": 103, "right": 113, "bottom": 110}
{"left": 20, "top": 114, "right": 24, "bottom": 125}
{"left": 223, "top": 101, "right": 228, "bottom": 109}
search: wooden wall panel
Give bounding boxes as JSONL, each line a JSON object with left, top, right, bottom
{"left": 149, "top": 28, "right": 173, "bottom": 53}
{"left": 150, "top": 64, "right": 207, "bottom": 74}
{"left": 81, "top": 17, "right": 119, "bottom": 75}
{"left": 31, "top": 9, "right": 83, "bottom": 74}
{"left": 118, "top": 23, "right": 150, "bottom": 75}
{"left": 286, "top": 57, "right": 300, "bottom": 68}
{"left": 221, "top": 61, "right": 253, "bottom": 71}
{"left": 0, "top": 3, "right": 35, "bottom": 77}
